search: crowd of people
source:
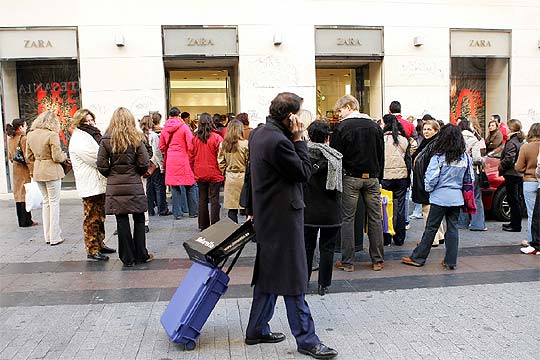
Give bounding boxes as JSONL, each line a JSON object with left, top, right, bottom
{"left": 5, "top": 91, "right": 540, "bottom": 359}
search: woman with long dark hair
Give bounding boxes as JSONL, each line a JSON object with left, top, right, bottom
{"left": 402, "top": 124, "right": 470, "bottom": 269}
{"left": 190, "top": 113, "right": 224, "bottom": 230}
{"left": 6, "top": 118, "right": 37, "bottom": 227}
{"left": 97, "top": 107, "right": 153, "bottom": 266}
{"left": 218, "top": 120, "right": 248, "bottom": 223}
{"left": 381, "top": 114, "right": 410, "bottom": 246}
{"left": 499, "top": 119, "right": 525, "bottom": 232}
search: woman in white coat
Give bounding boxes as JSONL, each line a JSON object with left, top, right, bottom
{"left": 69, "top": 109, "right": 116, "bottom": 261}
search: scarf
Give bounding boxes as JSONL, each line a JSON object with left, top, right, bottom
{"left": 308, "top": 142, "right": 343, "bottom": 192}
{"left": 78, "top": 124, "right": 102, "bottom": 144}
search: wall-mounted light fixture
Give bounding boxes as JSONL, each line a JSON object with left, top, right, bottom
{"left": 413, "top": 36, "right": 424, "bottom": 47}
{"left": 273, "top": 33, "right": 283, "bottom": 46}
{"left": 115, "top": 33, "right": 125, "bottom": 47}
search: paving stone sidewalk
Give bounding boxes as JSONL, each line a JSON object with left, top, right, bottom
{"left": 1, "top": 282, "right": 539, "bottom": 360}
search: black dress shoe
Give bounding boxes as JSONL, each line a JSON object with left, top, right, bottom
{"left": 145, "top": 225, "right": 149, "bottom": 233}
{"left": 502, "top": 227, "right": 521, "bottom": 232}
{"left": 502, "top": 223, "right": 512, "bottom": 229}
{"left": 87, "top": 252, "right": 109, "bottom": 261}
{"left": 318, "top": 285, "right": 328, "bottom": 296}
{"left": 245, "top": 332, "right": 286, "bottom": 345}
{"left": 159, "top": 210, "right": 173, "bottom": 216}
{"left": 100, "top": 246, "right": 116, "bottom": 254}
{"left": 298, "top": 343, "right": 338, "bottom": 359}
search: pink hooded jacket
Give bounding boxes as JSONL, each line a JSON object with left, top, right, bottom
{"left": 159, "top": 117, "right": 196, "bottom": 186}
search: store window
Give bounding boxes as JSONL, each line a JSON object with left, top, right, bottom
{"left": 450, "top": 30, "right": 510, "bottom": 134}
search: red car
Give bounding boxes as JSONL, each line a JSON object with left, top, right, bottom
{"left": 481, "top": 147, "right": 528, "bottom": 221}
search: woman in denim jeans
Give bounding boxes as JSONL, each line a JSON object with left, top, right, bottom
{"left": 402, "top": 125, "right": 470, "bottom": 270}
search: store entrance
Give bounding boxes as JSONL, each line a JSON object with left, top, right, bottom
{"left": 315, "top": 61, "right": 382, "bottom": 126}
{"left": 165, "top": 58, "right": 238, "bottom": 128}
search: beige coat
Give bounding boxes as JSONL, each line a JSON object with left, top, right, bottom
{"left": 515, "top": 140, "right": 540, "bottom": 182}
{"left": 217, "top": 139, "right": 248, "bottom": 209}
{"left": 383, "top": 133, "right": 409, "bottom": 179}
{"left": 26, "top": 128, "right": 67, "bottom": 181}
{"left": 7, "top": 134, "right": 32, "bottom": 202}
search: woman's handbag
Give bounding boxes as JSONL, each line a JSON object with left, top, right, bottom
{"left": 61, "top": 158, "right": 73, "bottom": 175}
{"left": 380, "top": 188, "right": 396, "bottom": 235}
{"left": 143, "top": 161, "right": 157, "bottom": 178}
{"left": 13, "top": 137, "right": 26, "bottom": 164}
{"left": 479, "top": 167, "right": 490, "bottom": 189}
{"left": 462, "top": 156, "right": 477, "bottom": 214}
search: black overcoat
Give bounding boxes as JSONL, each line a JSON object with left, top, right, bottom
{"left": 96, "top": 135, "right": 149, "bottom": 215}
{"left": 249, "top": 118, "right": 311, "bottom": 296}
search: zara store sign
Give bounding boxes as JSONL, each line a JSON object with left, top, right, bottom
{"left": 163, "top": 27, "right": 238, "bottom": 56}
{"left": 0, "top": 28, "right": 77, "bottom": 59}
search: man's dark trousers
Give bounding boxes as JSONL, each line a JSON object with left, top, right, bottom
{"left": 246, "top": 285, "right": 320, "bottom": 349}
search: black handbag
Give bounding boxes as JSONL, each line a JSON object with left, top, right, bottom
{"left": 13, "top": 137, "right": 26, "bottom": 164}
{"left": 479, "top": 167, "right": 490, "bottom": 189}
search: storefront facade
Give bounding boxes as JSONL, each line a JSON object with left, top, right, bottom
{"left": 1, "top": 0, "right": 539, "bottom": 193}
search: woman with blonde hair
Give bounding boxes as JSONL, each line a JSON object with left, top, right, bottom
{"left": 218, "top": 119, "right": 248, "bottom": 223}
{"left": 26, "top": 110, "right": 68, "bottom": 245}
{"left": 97, "top": 107, "right": 153, "bottom": 266}
{"left": 297, "top": 109, "right": 314, "bottom": 141}
{"left": 69, "top": 109, "right": 115, "bottom": 261}
{"left": 6, "top": 118, "right": 37, "bottom": 227}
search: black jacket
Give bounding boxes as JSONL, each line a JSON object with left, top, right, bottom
{"left": 499, "top": 133, "right": 523, "bottom": 177}
{"left": 330, "top": 116, "right": 384, "bottom": 180}
{"left": 303, "top": 146, "right": 342, "bottom": 227}
{"left": 411, "top": 135, "right": 438, "bottom": 205}
{"left": 249, "top": 117, "right": 311, "bottom": 296}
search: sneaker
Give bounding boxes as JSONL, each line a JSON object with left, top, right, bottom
{"left": 411, "top": 214, "right": 423, "bottom": 219}
{"left": 520, "top": 246, "right": 540, "bottom": 255}
{"left": 401, "top": 257, "right": 423, "bottom": 267}
{"left": 372, "top": 262, "right": 384, "bottom": 271}
{"left": 405, "top": 223, "right": 411, "bottom": 230}
{"left": 441, "top": 261, "right": 456, "bottom": 270}
{"left": 470, "top": 227, "right": 488, "bottom": 231}
{"left": 520, "top": 240, "right": 530, "bottom": 247}
{"left": 335, "top": 261, "right": 354, "bottom": 272}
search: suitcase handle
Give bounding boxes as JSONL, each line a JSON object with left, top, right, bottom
{"left": 223, "top": 244, "right": 246, "bottom": 275}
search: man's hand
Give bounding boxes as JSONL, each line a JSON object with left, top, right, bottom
{"left": 290, "top": 114, "right": 304, "bottom": 142}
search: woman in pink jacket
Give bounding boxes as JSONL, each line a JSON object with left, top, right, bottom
{"left": 159, "top": 107, "right": 198, "bottom": 219}
{"left": 190, "top": 113, "right": 224, "bottom": 231}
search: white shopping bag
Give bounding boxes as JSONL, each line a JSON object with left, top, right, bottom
{"left": 24, "top": 182, "right": 43, "bottom": 212}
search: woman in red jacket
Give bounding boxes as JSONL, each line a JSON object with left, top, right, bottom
{"left": 190, "top": 113, "right": 224, "bottom": 230}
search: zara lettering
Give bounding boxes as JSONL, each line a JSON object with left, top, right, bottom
{"left": 187, "top": 37, "right": 215, "bottom": 46}
{"left": 24, "top": 40, "right": 53, "bottom": 48}
{"left": 468, "top": 40, "right": 492, "bottom": 47}
{"left": 337, "top": 38, "right": 362, "bottom": 46}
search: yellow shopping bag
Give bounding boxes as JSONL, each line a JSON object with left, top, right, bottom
{"left": 380, "top": 189, "right": 395, "bottom": 236}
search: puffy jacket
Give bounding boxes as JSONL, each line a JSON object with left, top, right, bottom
{"left": 425, "top": 153, "right": 471, "bottom": 207}
{"left": 159, "top": 117, "right": 195, "bottom": 186}
{"left": 69, "top": 128, "right": 107, "bottom": 198}
{"left": 383, "top": 133, "right": 409, "bottom": 180}
{"left": 96, "top": 136, "right": 149, "bottom": 215}
{"left": 499, "top": 133, "right": 523, "bottom": 177}
{"left": 190, "top": 132, "right": 224, "bottom": 183}
{"left": 462, "top": 130, "right": 483, "bottom": 166}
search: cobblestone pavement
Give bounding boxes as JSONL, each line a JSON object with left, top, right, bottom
{"left": 0, "top": 193, "right": 539, "bottom": 359}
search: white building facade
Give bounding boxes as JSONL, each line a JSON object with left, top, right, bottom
{"left": 1, "top": 0, "right": 539, "bottom": 193}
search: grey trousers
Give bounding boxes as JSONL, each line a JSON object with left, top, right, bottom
{"left": 340, "top": 176, "right": 384, "bottom": 264}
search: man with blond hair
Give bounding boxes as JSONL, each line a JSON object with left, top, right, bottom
{"left": 330, "top": 95, "right": 385, "bottom": 271}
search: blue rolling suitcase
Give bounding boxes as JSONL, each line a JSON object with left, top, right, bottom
{"left": 160, "top": 261, "right": 230, "bottom": 350}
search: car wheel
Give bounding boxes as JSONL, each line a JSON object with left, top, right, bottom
{"left": 492, "top": 187, "right": 511, "bottom": 222}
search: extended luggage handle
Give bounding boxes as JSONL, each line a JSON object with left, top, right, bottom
{"left": 220, "top": 244, "right": 246, "bottom": 275}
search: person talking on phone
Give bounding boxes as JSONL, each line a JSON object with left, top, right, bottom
{"left": 244, "top": 92, "right": 338, "bottom": 359}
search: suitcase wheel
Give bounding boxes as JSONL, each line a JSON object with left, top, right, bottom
{"left": 185, "top": 340, "right": 196, "bottom": 351}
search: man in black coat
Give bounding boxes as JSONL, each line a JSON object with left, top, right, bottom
{"left": 245, "top": 93, "right": 338, "bottom": 359}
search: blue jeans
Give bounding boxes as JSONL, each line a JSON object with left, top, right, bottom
{"left": 457, "top": 170, "right": 486, "bottom": 230}
{"left": 246, "top": 285, "right": 320, "bottom": 349}
{"left": 523, "top": 182, "right": 539, "bottom": 243}
{"left": 411, "top": 204, "right": 460, "bottom": 267}
{"left": 171, "top": 185, "right": 198, "bottom": 218}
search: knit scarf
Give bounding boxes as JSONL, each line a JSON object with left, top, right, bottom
{"left": 308, "top": 142, "right": 343, "bottom": 192}
{"left": 78, "top": 124, "right": 102, "bottom": 144}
